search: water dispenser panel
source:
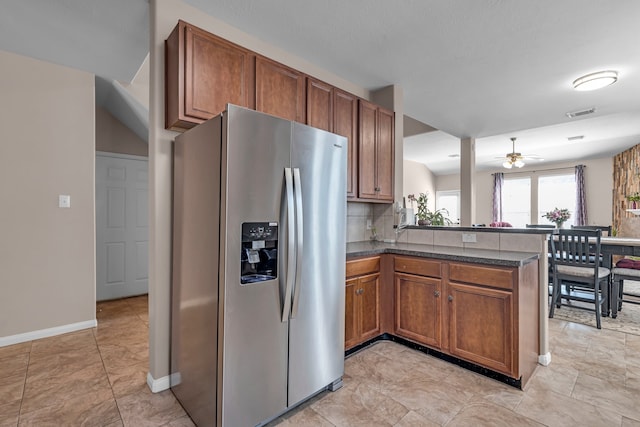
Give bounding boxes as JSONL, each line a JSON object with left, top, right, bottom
{"left": 240, "top": 222, "right": 278, "bottom": 285}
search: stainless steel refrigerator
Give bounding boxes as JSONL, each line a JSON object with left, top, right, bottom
{"left": 170, "top": 105, "right": 346, "bottom": 426}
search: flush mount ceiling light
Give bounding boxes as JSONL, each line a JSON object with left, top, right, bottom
{"left": 572, "top": 70, "right": 618, "bottom": 91}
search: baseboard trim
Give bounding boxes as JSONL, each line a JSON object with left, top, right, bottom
{"left": 538, "top": 352, "right": 552, "bottom": 366}
{"left": 0, "top": 319, "right": 97, "bottom": 347}
{"left": 147, "top": 372, "right": 171, "bottom": 393}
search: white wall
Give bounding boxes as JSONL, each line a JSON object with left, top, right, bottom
{"left": 435, "top": 157, "right": 614, "bottom": 226}
{"left": 0, "top": 50, "right": 95, "bottom": 339}
{"left": 403, "top": 159, "right": 436, "bottom": 210}
{"left": 96, "top": 107, "right": 148, "bottom": 156}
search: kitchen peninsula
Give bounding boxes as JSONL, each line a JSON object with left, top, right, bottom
{"left": 345, "top": 226, "right": 550, "bottom": 388}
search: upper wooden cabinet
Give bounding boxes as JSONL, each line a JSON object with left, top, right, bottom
{"left": 306, "top": 78, "right": 333, "bottom": 132}
{"left": 255, "top": 56, "right": 306, "bottom": 123}
{"left": 334, "top": 89, "right": 358, "bottom": 198}
{"left": 165, "top": 20, "right": 255, "bottom": 131}
{"left": 163, "top": 21, "right": 395, "bottom": 200}
{"left": 358, "top": 99, "right": 394, "bottom": 202}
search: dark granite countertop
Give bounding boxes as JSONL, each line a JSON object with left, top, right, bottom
{"left": 346, "top": 241, "right": 539, "bottom": 267}
{"left": 399, "top": 225, "right": 556, "bottom": 234}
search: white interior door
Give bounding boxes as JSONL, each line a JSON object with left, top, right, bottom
{"left": 96, "top": 152, "right": 148, "bottom": 301}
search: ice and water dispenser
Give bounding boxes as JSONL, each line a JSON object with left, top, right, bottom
{"left": 240, "top": 222, "right": 278, "bottom": 284}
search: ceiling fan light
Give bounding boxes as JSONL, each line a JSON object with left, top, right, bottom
{"left": 572, "top": 70, "right": 618, "bottom": 91}
{"left": 514, "top": 159, "right": 525, "bottom": 168}
{"left": 503, "top": 161, "right": 513, "bottom": 169}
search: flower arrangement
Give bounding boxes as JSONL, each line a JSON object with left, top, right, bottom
{"left": 542, "top": 207, "right": 571, "bottom": 227}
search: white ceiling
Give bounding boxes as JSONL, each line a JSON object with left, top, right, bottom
{"left": 3, "top": 0, "right": 640, "bottom": 175}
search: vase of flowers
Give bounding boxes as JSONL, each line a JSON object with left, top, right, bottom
{"left": 626, "top": 193, "right": 640, "bottom": 209}
{"left": 542, "top": 207, "right": 571, "bottom": 228}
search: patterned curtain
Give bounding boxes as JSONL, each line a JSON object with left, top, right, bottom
{"left": 492, "top": 172, "right": 504, "bottom": 222}
{"left": 575, "top": 165, "right": 587, "bottom": 226}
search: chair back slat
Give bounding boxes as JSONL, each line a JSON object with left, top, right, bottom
{"left": 552, "top": 229, "right": 601, "bottom": 268}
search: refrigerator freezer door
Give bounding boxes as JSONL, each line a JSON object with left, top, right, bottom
{"left": 220, "top": 106, "right": 292, "bottom": 426}
{"left": 288, "top": 123, "right": 347, "bottom": 406}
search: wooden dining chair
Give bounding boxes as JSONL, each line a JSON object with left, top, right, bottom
{"left": 571, "top": 224, "right": 612, "bottom": 237}
{"left": 611, "top": 265, "right": 640, "bottom": 318}
{"left": 548, "top": 229, "right": 610, "bottom": 329}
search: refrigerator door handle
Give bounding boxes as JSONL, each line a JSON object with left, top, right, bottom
{"left": 282, "top": 168, "right": 296, "bottom": 323}
{"left": 291, "top": 167, "right": 304, "bottom": 318}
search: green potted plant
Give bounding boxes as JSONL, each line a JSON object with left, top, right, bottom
{"left": 408, "top": 192, "right": 452, "bottom": 226}
{"left": 425, "top": 207, "right": 452, "bottom": 226}
{"left": 627, "top": 192, "right": 640, "bottom": 209}
{"left": 408, "top": 193, "right": 429, "bottom": 225}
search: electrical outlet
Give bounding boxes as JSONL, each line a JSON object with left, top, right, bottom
{"left": 366, "top": 219, "right": 372, "bottom": 230}
{"left": 58, "top": 194, "right": 71, "bottom": 208}
{"left": 462, "top": 233, "right": 476, "bottom": 243}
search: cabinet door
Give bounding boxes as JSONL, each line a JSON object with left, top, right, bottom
{"left": 395, "top": 273, "right": 441, "bottom": 348}
{"left": 306, "top": 78, "right": 333, "bottom": 132}
{"left": 255, "top": 56, "right": 306, "bottom": 123}
{"left": 359, "top": 273, "right": 381, "bottom": 341}
{"left": 165, "top": 21, "right": 254, "bottom": 130}
{"left": 376, "top": 106, "right": 394, "bottom": 201}
{"left": 448, "top": 282, "right": 513, "bottom": 375}
{"left": 334, "top": 89, "right": 358, "bottom": 198}
{"left": 358, "top": 99, "right": 378, "bottom": 199}
{"left": 345, "top": 278, "right": 359, "bottom": 349}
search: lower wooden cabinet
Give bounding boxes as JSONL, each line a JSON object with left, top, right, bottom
{"left": 447, "top": 281, "right": 513, "bottom": 375}
{"left": 345, "top": 257, "right": 381, "bottom": 350}
{"left": 395, "top": 273, "right": 441, "bottom": 349}
{"left": 391, "top": 255, "right": 539, "bottom": 385}
{"left": 345, "top": 254, "right": 539, "bottom": 386}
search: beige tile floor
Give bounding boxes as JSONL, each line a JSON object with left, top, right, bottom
{"left": 2, "top": 295, "right": 640, "bottom": 426}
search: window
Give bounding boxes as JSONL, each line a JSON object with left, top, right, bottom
{"left": 538, "top": 174, "right": 576, "bottom": 226}
{"left": 502, "top": 177, "right": 531, "bottom": 228}
{"left": 499, "top": 170, "right": 576, "bottom": 227}
{"left": 436, "top": 190, "right": 460, "bottom": 224}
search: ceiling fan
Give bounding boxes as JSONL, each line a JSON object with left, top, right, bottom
{"left": 499, "top": 137, "right": 543, "bottom": 169}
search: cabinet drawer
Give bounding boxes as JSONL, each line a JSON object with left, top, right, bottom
{"left": 394, "top": 256, "right": 441, "bottom": 278}
{"left": 449, "top": 263, "right": 514, "bottom": 290}
{"left": 346, "top": 256, "right": 380, "bottom": 278}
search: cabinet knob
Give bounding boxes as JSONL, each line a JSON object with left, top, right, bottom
{"left": 356, "top": 288, "right": 364, "bottom": 295}
{"left": 374, "top": 187, "right": 380, "bottom": 192}
{"left": 434, "top": 290, "right": 440, "bottom": 297}
{"left": 448, "top": 295, "right": 453, "bottom": 301}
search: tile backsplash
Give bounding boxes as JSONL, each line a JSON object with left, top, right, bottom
{"left": 346, "top": 202, "right": 398, "bottom": 243}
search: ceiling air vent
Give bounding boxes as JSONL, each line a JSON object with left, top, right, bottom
{"left": 566, "top": 107, "right": 596, "bottom": 118}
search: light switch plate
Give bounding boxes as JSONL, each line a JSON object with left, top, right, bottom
{"left": 462, "top": 233, "right": 476, "bottom": 243}
{"left": 59, "top": 194, "right": 71, "bottom": 208}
